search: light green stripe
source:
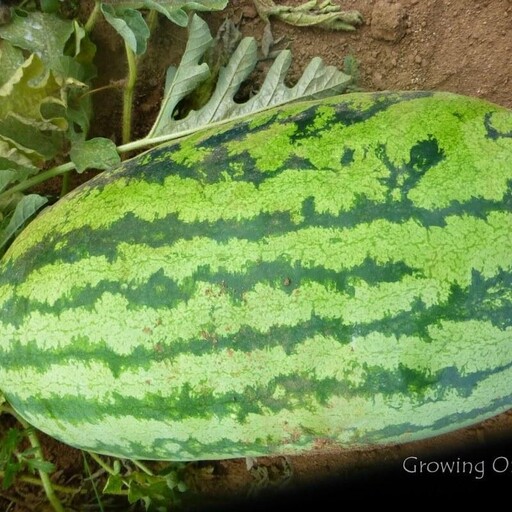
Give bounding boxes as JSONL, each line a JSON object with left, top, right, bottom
{"left": 1, "top": 274, "right": 451, "bottom": 355}
{"left": 12, "top": 360, "right": 512, "bottom": 460}
{"left": 11, "top": 211, "right": 512, "bottom": 307}
{"left": 491, "top": 110, "right": 512, "bottom": 133}
{"left": 3, "top": 321, "right": 510, "bottom": 402}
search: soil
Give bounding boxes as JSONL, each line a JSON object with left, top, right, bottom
{"left": 2, "top": 0, "right": 512, "bottom": 509}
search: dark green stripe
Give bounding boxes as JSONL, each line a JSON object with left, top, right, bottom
{"left": 1, "top": 257, "right": 417, "bottom": 326}
{"left": 290, "top": 91, "right": 435, "bottom": 143}
{"left": 2, "top": 183, "right": 510, "bottom": 286}
{"left": 484, "top": 111, "right": 512, "bottom": 139}
{"left": 376, "top": 137, "right": 446, "bottom": 196}
{"left": 6, "top": 361, "right": 504, "bottom": 427}
{"left": 105, "top": 433, "right": 299, "bottom": 461}
{"left": 104, "top": 91, "right": 436, "bottom": 188}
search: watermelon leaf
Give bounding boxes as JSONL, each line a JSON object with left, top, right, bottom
{"left": 39, "top": 0, "right": 61, "bottom": 13}
{"left": 0, "top": 140, "right": 39, "bottom": 182}
{"left": 0, "top": 424, "right": 52, "bottom": 490}
{"left": 69, "top": 137, "right": 121, "bottom": 173}
{"left": 0, "top": 171, "right": 17, "bottom": 194}
{"left": 0, "top": 428, "right": 26, "bottom": 490}
{"left": 0, "top": 16, "right": 95, "bottom": 165}
{"left": 143, "top": 13, "right": 351, "bottom": 141}
{"left": 100, "top": 4, "right": 151, "bottom": 56}
{"left": 103, "top": 1, "right": 228, "bottom": 26}
{"left": 0, "top": 10, "right": 75, "bottom": 75}
{"left": 103, "top": 473, "right": 125, "bottom": 495}
{"left": 146, "top": 14, "right": 212, "bottom": 138}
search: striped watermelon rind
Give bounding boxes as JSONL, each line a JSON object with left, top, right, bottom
{"left": 0, "top": 90, "right": 511, "bottom": 460}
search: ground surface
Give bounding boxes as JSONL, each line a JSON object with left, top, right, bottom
{"left": 2, "top": 0, "right": 512, "bottom": 509}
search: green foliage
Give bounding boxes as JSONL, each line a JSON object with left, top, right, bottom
{"left": 0, "top": 426, "right": 55, "bottom": 490}
{"left": 0, "top": 8, "right": 96, "bottom": 254}
{"left": 0, "top": 409, "right": 194, "bottom": 511}
{"left": 93, "top": 455, "right": 190, "bottom": 511}
{"left": 105, "top": 1, "right": 228, "bottom": 26}
{"left": 343, "top": 54, "right": 361, "bottom": 90}
{"left": 125, "top": 467, "right": 189, "bottom": 511}
{"left": 0, "top": 194, "right": 48, "bottom": 252}
{"left": 69, "top": 137, "right": 121, "bottom": 172}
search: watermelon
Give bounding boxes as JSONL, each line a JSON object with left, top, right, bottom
{"left": 0, "top": 90, "right": 511, "bottom": 461}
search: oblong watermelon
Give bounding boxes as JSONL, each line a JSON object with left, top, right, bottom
{"left": 0, "top": 91, "right": 511, "bottom": 461}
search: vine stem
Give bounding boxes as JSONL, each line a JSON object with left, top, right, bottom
{"left": 146, "top": 9, "right": 159, "bottom": 33}
{"left": 11, "top": 413, "right": 65, "bottom": 512}
{"left": 0, "top": 471, "right": 83, "bottom": 494}
{"left": 87, "top": 452, "right": 116, "bottom": 475}
{"left": 122, "top": 43, "right": 138, "bottom": 146}
{"left": 60, "top": 171, "right": 70, "bottom": 198}
{"left": 84, "top": 0, "right": 102, "bottom": 34}
{"left": 86, "top": 452, "right": 153, "bottom": 476}
{"left": 0, "top": 162, "right": 75, "bottom": 203}
{"left": 132, "top": 459, "right": 154, "bottom": 476}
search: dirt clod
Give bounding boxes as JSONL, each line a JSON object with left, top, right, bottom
{"left": 371, "top": 0, "right": 407, "bottom": 42}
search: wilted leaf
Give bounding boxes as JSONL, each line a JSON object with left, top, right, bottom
{"left": 0, "top": 41, "right": 92, "bottom": 164}
{"left": 0, "top": 140, "right": 39, "bottom": 173}
{"left": 172, "top": 18, "right": 242, "bottom": 118}
{"left": 70, "top": 137, "right": 121, "bottom": 173}
{"left": 0, "top": 50, "right": 69, "bottom": 163}
{"left": 0, "top": 113, "right": 65, "bottom": 162}
{"left": 0, "top": 53, "right": 61, "bottom": 119}
{"left": 146, "top": 14, "right": 352, "bottom": 139}
{"left": 147, "top": 14, "right": 212, "bottom": 137}
{"left": 0, "top": 41, "right": 24, "bottom": 89}
{"left": 255, "top": 0, "right": 363, "bottom": 31}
